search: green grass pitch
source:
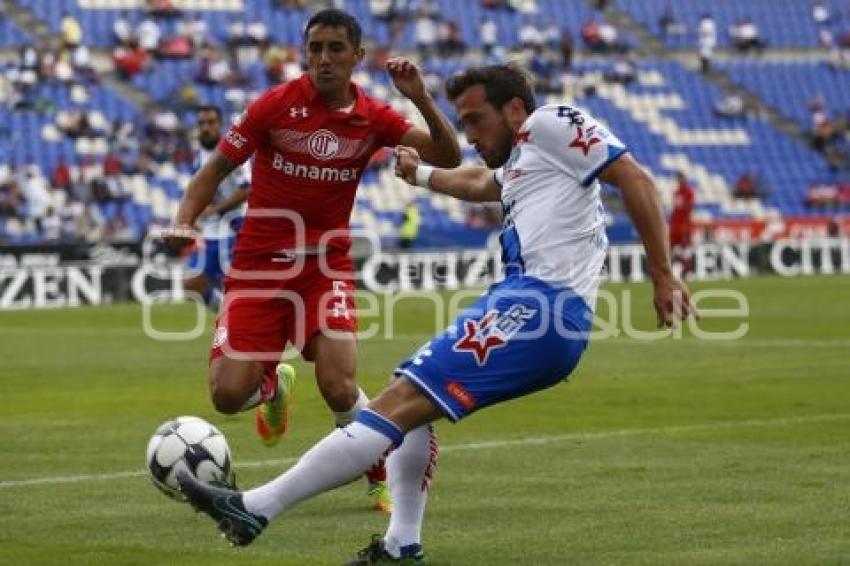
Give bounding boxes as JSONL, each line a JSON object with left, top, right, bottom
{"left": 1, "top": 275, "right": 849, "bottom": 565}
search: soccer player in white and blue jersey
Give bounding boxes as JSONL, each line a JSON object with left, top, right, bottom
{"left": 183, "top": 105, "right": 250, "bottom": 311}
{"left": 176, "top": 64, "right": 694, "bottom": 564}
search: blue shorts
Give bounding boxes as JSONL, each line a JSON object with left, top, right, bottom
{"left": 395, "top": 276, "right": 593, "bottom": 422}
{"left": 186, "top": 237, "right": 235, "bottom": 285}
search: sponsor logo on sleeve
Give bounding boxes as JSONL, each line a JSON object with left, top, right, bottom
{"left": 225, "top": 130, "right": 247, "bottom": 150}
{"left": 569, "top": 125, "right": 601, "bottom": 156}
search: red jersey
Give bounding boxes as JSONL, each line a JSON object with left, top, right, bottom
{"left": 217, "top": 74, "right": 412, "bottom": 256}
{"left": 670, "top": 182, "right": 695, "bottom": 227}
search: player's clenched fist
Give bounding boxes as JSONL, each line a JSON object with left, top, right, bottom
{"left": 386, "top": 57, "right": 427, "bottom": 101}
{"left": 394, "top": 146, "right": 421, "bottom": 185}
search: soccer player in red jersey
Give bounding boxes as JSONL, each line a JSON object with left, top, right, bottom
{"left": 163, "top": 8, "right": 461, "bottom": 512}
{"left": 670, "top": 171, "right": 695, "bottom": 275}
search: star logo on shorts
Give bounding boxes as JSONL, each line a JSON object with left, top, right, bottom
{"left": 452, "top": 305, "right": 536, "bottom": 366}
{"left": 569, "top": 125, "right": 601, "bottom": 156}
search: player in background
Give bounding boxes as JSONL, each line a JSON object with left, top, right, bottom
{"left": 176, "top": 63, "right": 693, "bottom": 564}
{"left": 183, "top": 105, "right": 250, "bottom": 312}
{"left": 163, "top": 8, "right": 461, "bottom": 513}
{"left": 670, "top": 171, "right": 695, "bottom": 276}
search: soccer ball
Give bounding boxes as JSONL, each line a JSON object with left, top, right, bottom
{"left": 145, "top": 416, "right": 235, "bottom": 501}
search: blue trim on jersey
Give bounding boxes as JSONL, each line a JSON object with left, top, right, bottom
{"left": 356, "top": 409, "right": 404, "bottom": 447}
{"left": 499, "top": 224, "right": 525, "bottom": 276}
{"left": 581, "top": 146, "right": 628, "bottom": 187}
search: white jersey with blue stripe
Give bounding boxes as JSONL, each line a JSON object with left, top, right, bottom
{"left": 494, "top": 104, "right": 627, "bottom": 311}
{"left": 194, "top": 147, "right": 251, "bottom": 239}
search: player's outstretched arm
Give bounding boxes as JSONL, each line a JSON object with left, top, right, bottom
{"left": 387, "top": 57, "right": 462, "bottom": 168}
{"left": 599, "top": 153, "right": 694, "bottom": 327}
{"left": 175, "top": 151, "right": 240, "bottom": 227}
{"left": 395, "top": 146, "right": 500, "bottom": 202}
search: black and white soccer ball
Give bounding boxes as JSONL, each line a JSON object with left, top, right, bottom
{"left": 145, "top": 416, "right": 235, "bottom": 502}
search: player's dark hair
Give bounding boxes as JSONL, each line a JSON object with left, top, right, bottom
{"left": 304, "top": 8, "right": 362, "bottom": 48}
{"left": 196, "top": 105, "right": 222, "bottom": 119}
{"left": 446, "top": 64, "right": 536, "bottom": 115}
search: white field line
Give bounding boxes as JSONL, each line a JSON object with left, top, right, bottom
{"left": 4, "top": 327, "right": 847, "bottom": 349}
{"left": 364, "top": 335, "right": 850, "bottom": 348}
{"left": 1, "top": 413, "right": 848, "bottom": 490}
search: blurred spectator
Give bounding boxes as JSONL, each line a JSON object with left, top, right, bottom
{"left": 398, "top": 199, "right": 420, "bottom": 249}
{"left": 542, "top": 19, "right": 561, "bottom": 51}
{"left": 520, "top": 17, "right": 544, "bottom": 51}
{"left": 805, "top": 183, "right": 850, "bottom": 209}
{"left": 415, "top": 11, "right": 438, "bottom": 58}
{"left": 22, "top": 166, "right": 51, "bottom": 231}
{"left": 54, "top": 54, "right": 75, "bottom": 85}
{"left": 173, "top": 83, "right": 200, "bottom": 113}
{"left": 41, "top": 206, "right": 62, "bottom": 240}
{"left": 659, "top": 5, "right": 686, "bottom": 40}
{"left": 581, "top": 18, "right": 626, "bottom": 53}
{"left": 812, "top": 0, "right": 832, "bottom": 25}
{"left": 729, "top": 18, "right": 766, "bottom": 54}
{"left": 113, "top": 38, "right": 150, "bottom": 79}
{"left": 179, "top": 13, "right": 208, "bottom": 50}
{"left": 56, "top": 108, "right": 95, "bottom": 138}
{"left": 160, "top": 33, "right": 193, "bottom": 59}
{"left": 137, "top": 16, "right": 161, "bottom": 54}
{"left": 581, "top": 18, "right": 602, "bottom": 51}
{"left": 480, "top": 16, "right": 498, "bottom": 56}
{"left": 370, "top": 0, "right": 393, "bottom": 19}
{"left": 439, "top": 20, "right": 466, "bottom": 57}
{"left": 71, "top": 45, "right": 97, "bottom": 82}
{"left": 713, "top": 92, "right": 763, "bottom": 119}
{"left": 669, "top": 171, "right": 695, "bottom": 275}
{"left": 228, "top": 19, "right": 247, "bottom": 47}
{"left": 50, "top": 161, "right": 73, "bottom": 191}
{"left": 113, "top": 12, "right": 134, "bottom": 46}
{"left": 60, "top": 12, "right": 83, "bottom": 49}
{"left": 733, "top": 172, "right": 764, "bottom": 199}
{"left": 0, "top": 172, "right": 24, "bottom": 219}
{"left": 103, "top": 153, "right": 123, "bottom": 176}
{"left": 147, "top": 0, "right": 181, "bottom": 18}
{"left": 247, "top": 17, "right": 269, "bottom": 46}
{"left": 604, "top": 55, "right": 637, "bottom": 85}
{"left": 698, "top": 13, "right": 717, "bottom": 73}
{"left": 509, "top": 0, "right": 538, "bottom": 12}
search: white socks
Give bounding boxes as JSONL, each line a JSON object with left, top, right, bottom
{"left": 383, "top": 425, "right": 438, "bottom": 556}
{"left": 333, "top": 386, "right": 369, "bottom": 427}
{"left": 242, "top": 410, "right": 403, "bottom": 520}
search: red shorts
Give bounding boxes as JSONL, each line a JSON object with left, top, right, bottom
{"left": 209, "top": 251, "right": 357, "bottom": 391}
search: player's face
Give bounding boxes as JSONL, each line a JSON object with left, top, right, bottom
{"left": 197, "top": 110, "right": 221, "bottom": 150}
{"left": 305, "top": 25, "right": 364, "bottom": 98}
{"left": 453, "top": 85, "right": 514, "bottom": 168}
